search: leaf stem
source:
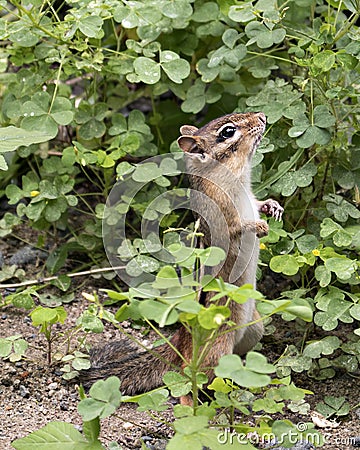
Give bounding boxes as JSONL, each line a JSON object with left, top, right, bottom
{"left": 0, "top": 265, "right": 125, "bottom": 289}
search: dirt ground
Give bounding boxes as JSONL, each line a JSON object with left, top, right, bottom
{"left": 0, "top": 251, "right": 360, "bottom": 449}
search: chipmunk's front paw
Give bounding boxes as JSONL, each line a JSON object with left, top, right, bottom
{"left": 256, "top": 220, "right": 269, "bottom": 238}
{"left": 259, "top": 199, "right": 284, "bottom": 221}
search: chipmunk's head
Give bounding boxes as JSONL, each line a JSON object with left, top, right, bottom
{"left": 177, "top": 112, "right": 266, "bottom": 175}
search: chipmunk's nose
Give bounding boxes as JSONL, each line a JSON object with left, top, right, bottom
{"left": 257, "top": 112, "right": 266, "bottom": 125}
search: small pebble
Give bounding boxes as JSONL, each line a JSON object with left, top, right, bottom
{"left": 266, "top": 440, "right": 315, "bottom": 450}
{"left": 19, "top": 384, "right": 30, "bottom": 398}
{"left": 48, "top": 382, "right": 58, "bottom": 390}
{"left": 60, "top": 401, "right": 69, "bottom": 411}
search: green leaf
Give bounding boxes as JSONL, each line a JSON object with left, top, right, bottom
{"left": 303, "top": 336, "right": 341, "bottom": 358}
{"left": 313, "top": 50, "right": 336, "bottom": 72}
{"left": 229, "top": 3, "right": 255, "bottom": 23}
{"left": 313, "top": 105, "right": 336, "bottom": 128}
{"left": 31, "top": 306, "right": 67, "bottom": 326}
{"left": 296, "top": 125, "right": 330, "bottom": 147}
{"left": 270, "top": 255, "right": 300, "bottom": 276}
{"left": 222, "top": 28, "right": 239, "bottom": 48}
{"left": 282, "top": 298, "right": 313, "bottom": 322}
{"left": 80, "top": 313, "right": 104, "bottom": 333}
{"left": 0, "top": 126, "right": 54, "bottom": 153}
{"left": 0, "top": 154, "right": 7, "bottom": 170}
{"left": 315, "top": 266, "right": 332, "bottom": 287}
{"left": 79, "top": 16, "right": 103, "bottom": 38}
{"left": 163, "top": 371, "right": 192, "bottom": 397}
{"left": 79, "top": 118, "right": 106, "bottom": 140}
{"left": 325, "top": 257, "right": 357, "bottom": 279}
{"left": 296, "top": 235, "right": 319, "bottom": 254}
{"left": 181, "top": 79, "right": 206, "bottom": 113}
{"left": 245, "top": 22, "right": 286, "bottom": 48}
{"left": 320, "top": 218, "right": 353, "bottom": 247}
{"left": 316, "top": 396, "right": 349, "bottom": 418}
{"left": 152, "top": 266, "right": 181, "bottom": 288}
{"left": 315, "top": 294, "right": 353, "bottom": 331}
{"left": 133, "top": 57, "right": 160, "bottom": 84}
{"left": 11, "top": 422, "right": 99, "bottom": 450}
{"left": 139, "top": 298, "right": 179, "bottom": 326}
{"left": 162, "top": 0, "right": 193, "bottom": 19}
{"left": 160, "top": 51, "right": 190, "bottom": 84}
{"left": 198, "top": 305, "right": 230, "bottom": 329}
{"left": 78, "top": 376, "right": 122, "bottom": 421}
{"left": 132, "top": 162, "right": 162, "bottom": 182}
{"left": 9, "top": 24, "right": 39, "bottom": 47}
{"left": 126, "top": 255, "right": 160, "bottom": 277}
{"left": 0, "top": 339, "right": 12, "bottom": 358}
{"left": 51, "top": 97, "right": 74, "bottom": 125}
{"left": 215, "top": 352, "right": 274, "bottom": 388}
{"left": 137, "top": 389, "right": 169, "bottom": 412}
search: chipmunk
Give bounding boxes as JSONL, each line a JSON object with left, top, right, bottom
{"left": 81, "top": 112, "right": 283, "bottom": 395}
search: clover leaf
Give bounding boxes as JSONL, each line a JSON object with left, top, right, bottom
{"left": 314, "top": 287, "right": 357, "bottom": 330}
{"left": 320, "top": 217, "right": 353, "bottom": 247}
{"left": 228, "top": 2, "right": 255, "bottom": 23}
{"left": 75, "top": 102, "right": 107, "bottom": 140}
{"left": 78, "top": 376, "right": 122, "bottom": 421}
{"left": 160, "top": 51, "right": 190, "bottom": 84}
{"left": 272, "top": 163, "right": 317, "bottom": 196}
{"left": 78, "top": 15, "right": 104, "bottom": 38}
{"left": 108, "top": 110, "right": 156, "bottom": 156}
{"left": 324, "top": 193, "right": 360, "bottom": 222}
{"left": 215, "top": 352, "right": 275, "bottom": 388}
{"left": 246, "top": 79, "right": 305, "bottom": 124}
{"left": 182, "top": 79, "right": 223, "bottom": 113}
{"left": 245, "top": 22, "right": 286, "bottom": 49}
{"left": 303, "top": 336, "right": 341, "bottom": 358}
{"left": 288, "top": 105, "right": 336, "bottom": 147}
{"left": 132, "top": 50, "right": 190, "bottom": 85}
{"left": 270, "top": 255, "right": 300, "bottom": 276}
{"left": 21, "top": 91, "right": 73, "bottom": 138}
{"left": 313, "top": 50, "right": 336, "bottom": 72}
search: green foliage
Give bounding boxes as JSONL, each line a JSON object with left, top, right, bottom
{"left": 0, "top": 0, "right": 359, "bottom": 448}
{"left": 12, "top": 421, "right": 104, "bottom": 450}
{"left": 316, "top": 396, "right": 350, "bottom": 419}
{"left": 78, "top": 376, "right": 122, "bottom": 421}
{"left": 0, "top": 335, "right": 28, "bottom": 362}
{"left": 61, "top": 351, "right": 91, "bottom": 380}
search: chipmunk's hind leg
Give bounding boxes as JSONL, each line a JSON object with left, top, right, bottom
{"left": 232, "top": 309, "right": 263, "bottom": 355}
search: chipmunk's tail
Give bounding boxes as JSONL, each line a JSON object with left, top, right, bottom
{"left": 80, "top": 331, "right": 190, "bottom": 395}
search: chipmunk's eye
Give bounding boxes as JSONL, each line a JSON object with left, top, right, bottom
{"left": 219, "top": 126, "right": 236, "bottom": 140}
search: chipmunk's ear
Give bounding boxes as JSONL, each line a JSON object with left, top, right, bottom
{"left": 177, "top": 135, "right": 198, "bottom": 153}
{"left": 180, "top": 125, "right": 198, "bottom": 135}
